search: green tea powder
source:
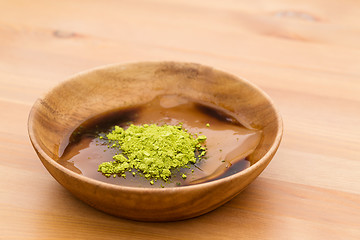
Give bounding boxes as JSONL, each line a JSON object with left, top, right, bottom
{"left": 98, "top": 124, "right": 207, "bottom": 183}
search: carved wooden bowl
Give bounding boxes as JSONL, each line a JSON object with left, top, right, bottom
{"left": 28, "top": 62, "right": 282, "bottom": 221}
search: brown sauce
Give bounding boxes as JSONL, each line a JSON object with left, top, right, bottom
{"left": 58, "top": 95, "right": 262, "bottom": 188}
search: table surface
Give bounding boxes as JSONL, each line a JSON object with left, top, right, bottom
{"left": 1, "top": 0, "right": 359, "bottom": 239}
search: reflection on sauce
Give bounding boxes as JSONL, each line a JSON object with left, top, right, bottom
{"left": 58, "top": 95, "right": 262, "bottom": 188}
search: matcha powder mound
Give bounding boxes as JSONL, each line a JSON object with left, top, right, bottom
{"left": 98, "top": 124, "right": 207, "bottom": 183}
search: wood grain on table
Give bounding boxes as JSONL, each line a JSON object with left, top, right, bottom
{"left": 1, "top": 0, "right": 359, "bottom": 239}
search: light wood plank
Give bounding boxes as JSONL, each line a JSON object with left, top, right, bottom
{"left": 0, "top": 0, "right": 359, "bottom": 238}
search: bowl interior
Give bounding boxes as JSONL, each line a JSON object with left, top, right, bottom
{"left": 30, "top": 62, "right": 281, "bottom": 168}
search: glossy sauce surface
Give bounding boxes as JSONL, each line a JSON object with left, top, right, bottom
{"left": 58, "top": 95, "right": 262, "bottom": 187}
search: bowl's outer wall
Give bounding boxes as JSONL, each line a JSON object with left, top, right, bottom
{"left": 34, "top": 144, "right": 276, "bottom": 221}
{"left": 28, "top": 62, "right": 282, "bottom": 221}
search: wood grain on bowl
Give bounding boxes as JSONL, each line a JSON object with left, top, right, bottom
{"left": 28, "top": 62, "right": 282, "bottom": 221}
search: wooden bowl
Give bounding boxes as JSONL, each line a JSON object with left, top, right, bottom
{"left": 28, "top": 62, "right": 282, "bottom": 221}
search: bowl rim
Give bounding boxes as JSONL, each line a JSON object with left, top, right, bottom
{"left": 28, "top": 61, "right": 283, "bottom": 193}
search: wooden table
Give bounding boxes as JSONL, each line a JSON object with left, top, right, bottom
{"left": 1, "top": 0, "right": 359, "bottom": 239}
